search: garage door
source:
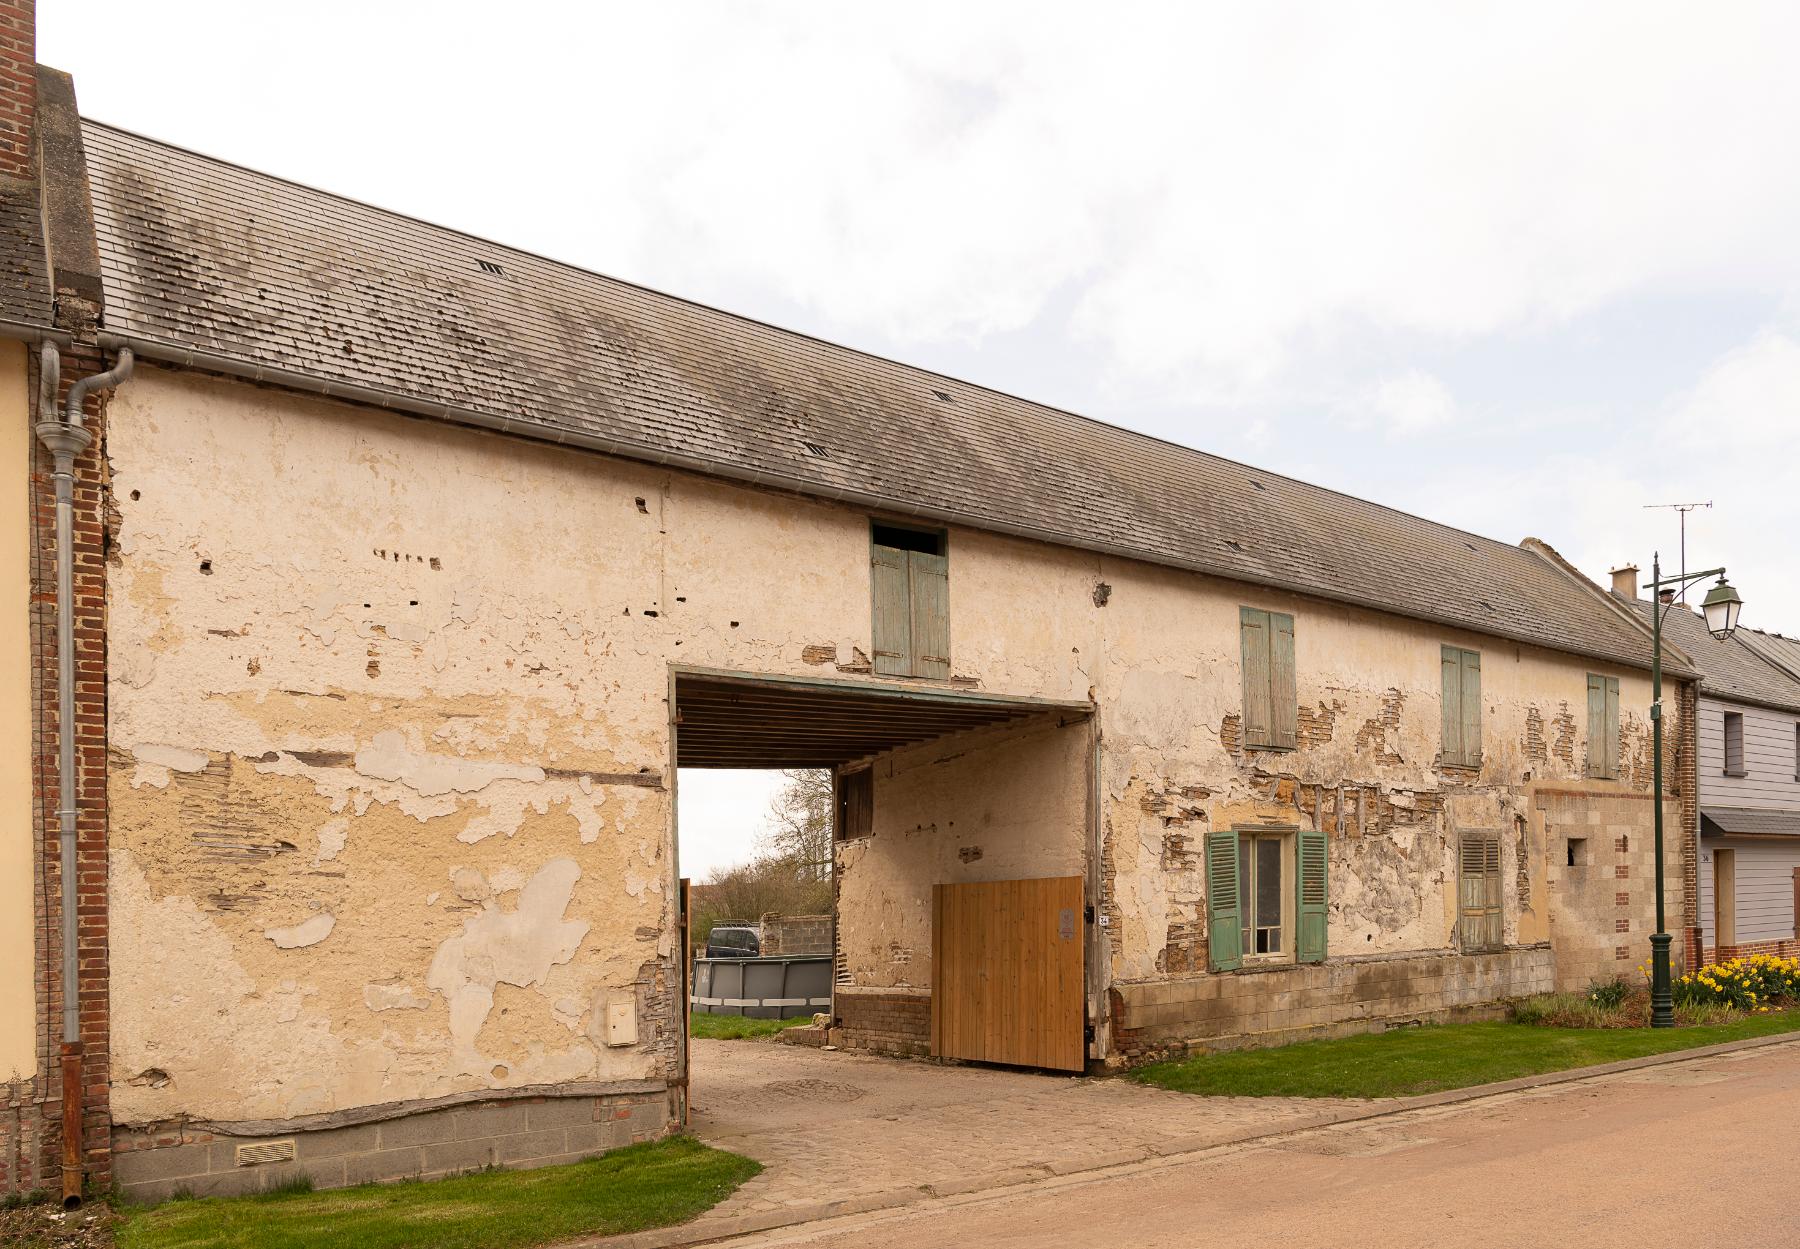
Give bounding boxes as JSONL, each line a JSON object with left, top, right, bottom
{"left": 931, "top": 876, "right": 1086, "bottom": 1072}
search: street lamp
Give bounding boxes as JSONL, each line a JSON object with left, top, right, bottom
{"left": 1645, "top": 554, "right": 1744, "bottom": 1028}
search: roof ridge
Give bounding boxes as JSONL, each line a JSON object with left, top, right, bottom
{"left": 80, "top": 117, "right": 1541, "bottom": 563}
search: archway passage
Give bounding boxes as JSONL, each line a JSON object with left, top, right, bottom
{"left": 672, "top": 668, "right": 1095, "bottom": 1076}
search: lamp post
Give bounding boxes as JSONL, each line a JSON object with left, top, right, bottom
{"left": 1645, "top": 552, "right": 1744, "bottom": 1028}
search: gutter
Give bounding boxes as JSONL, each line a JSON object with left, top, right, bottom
{"left": 0, "top": 316, "right": 72, "bottom": 347}
{"left": 98, "top": 330, "right": 1689, "bottom": 681}
{"left": 34, "top": 341, "right": 133, "bottom": 1208}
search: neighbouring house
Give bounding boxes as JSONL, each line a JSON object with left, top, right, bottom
{"left": 1612, "top": 570, "right": 1800, "bottom": 964}
{"left": 1, "top": 4, "right": 1700, "bottom": 1205}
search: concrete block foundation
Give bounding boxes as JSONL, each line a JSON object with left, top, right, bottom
{"left": 112, "top": 1086, "right": 674, "bottom": 1202}
{"left": 1110, "top": 945, "right": 1554, "bottom": 1064}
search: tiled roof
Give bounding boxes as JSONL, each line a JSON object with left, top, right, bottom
{"left": 0, "top": 181, "right": 51, "bottom": 328}
{"left": 1619, "top": 596, "right": 1800, "bottom": 713}
{"left": 1742, "top": 629, "right": 1800, "bottom": 684}
{"left": 1702, "top": 807, "right": 1800, "bottom": 838}
{"left": 85, "top": 120, "right": 1669, "bottom": 672}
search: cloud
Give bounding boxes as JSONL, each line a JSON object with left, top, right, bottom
{"left": 55, "top": 2, "right": 1800, "bottom": 407}
{"left": 1348, "top": 369, "right": 1459, "bottom": 438}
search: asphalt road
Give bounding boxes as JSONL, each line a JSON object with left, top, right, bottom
{"left": 727, "top": 1039, "right": 1800, "bottom": 1249}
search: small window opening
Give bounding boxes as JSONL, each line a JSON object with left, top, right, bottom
{"left": 1567, "top": 837, "right": 1589, "bottom": 868}
{"left": 476, "top": 259, "right": 505, "bottom": 275}
{"left": 1723, "top": 711, "right": 1745, "bottom": 775}
{"left": 871, "top": 523, "right": 944, "bottom": 556}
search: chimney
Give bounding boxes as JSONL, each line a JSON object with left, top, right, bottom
{"left": 0, "top": 0, "right": 34, "bottom": 180}
{"left": 1610, "top": 564, "right": 1640, "bottom": 600}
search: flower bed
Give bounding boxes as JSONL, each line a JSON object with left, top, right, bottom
{"left": 1671, "top": 953, "right": 1800, "bottom": 1013}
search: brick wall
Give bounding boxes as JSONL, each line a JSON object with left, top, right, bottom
{"left": 760, "top": 912, "right": 833, "bottom": 958}
{"left": 1111, "top": 946, "right": 1554, "bottom": 1064}
{"left": 0, "top": 0, "right": 32, "bottom": 180}
{"left": 1703, "top": 938, "right": 1800, "bottom": 965}
{"left": 111, "top": 1086, "right": 675, "bottom": 1202}
{"left": 832, "top": 987, "right": 930, "bottom": 1058}
{"left": 0, "top": 337, "right": 115, "bottom": 1200}
{"left": 1678, "top": 679, "right": 1702, "bottom": 970}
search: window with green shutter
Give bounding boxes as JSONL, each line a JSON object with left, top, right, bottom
{"left": 1586, "top": 673, "right": 1620, "bottom": 778}
{"left": 1239, "top": 607, "right": 1297, "bottom": 750}
{"left": 871, "top": 523, "right": 949, "bottom": 679}
{"left": 1440, "top": 645, "right": 1482, "bottom": 768}
{"left": 1206, "top": 828, "right": 1323, "bottom": 970}
{"left": 1458, "top": 831, "right": 1503, "bottom": 951}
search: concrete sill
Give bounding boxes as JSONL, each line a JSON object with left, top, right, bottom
{"left": 1723, "top": 770, "right": 1748, "bottom": 778}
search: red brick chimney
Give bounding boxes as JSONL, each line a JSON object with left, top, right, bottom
{"left": 0, "top": 0, "right": 35, "bottom": 179}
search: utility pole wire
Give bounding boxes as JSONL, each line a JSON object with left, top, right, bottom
{"left": 1644, "top": 501, "right": 1711, "bottom": 603}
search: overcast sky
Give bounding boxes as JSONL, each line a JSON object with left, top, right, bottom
{"left": 46, "top": 3, "right": 1800, "bottom": 878}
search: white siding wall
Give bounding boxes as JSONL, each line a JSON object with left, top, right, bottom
{"left": 1696, "top": 697, "right": 1800, "bottom": 810}
{"left": 1699, "top": 837, "right": 1800, "bottom": 945}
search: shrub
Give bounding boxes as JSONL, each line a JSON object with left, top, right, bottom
{"left": 1587, "top": 977, "right": 1633, "bottom": 1009}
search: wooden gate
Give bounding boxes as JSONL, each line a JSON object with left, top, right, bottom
{"left": 931, "top": 876, "right": 1085, "bottom": 1072}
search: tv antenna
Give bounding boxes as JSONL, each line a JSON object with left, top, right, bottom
{"left": 1644, "top": 501, "right": 1711, "bottom": 602}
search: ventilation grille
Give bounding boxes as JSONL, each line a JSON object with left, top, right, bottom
{"left": 476, "top": 259, "right": 505, "bottom": 275}
{"left": 235, "top": 1139, "right": 297, "bottom": 1167}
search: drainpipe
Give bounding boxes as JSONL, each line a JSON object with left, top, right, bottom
{"left": 35, "top": 343, "right": 133, "bottom": 1209}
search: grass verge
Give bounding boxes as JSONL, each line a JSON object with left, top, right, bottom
{"left": 688, "top": 1012, "right": 819, "bottom": 1041}
{"left": 1132, "top": 1008, "right": 1800, "bottom": 1099}
{"left": 116, "top": 1136, "right": 759, "bottom": 1249}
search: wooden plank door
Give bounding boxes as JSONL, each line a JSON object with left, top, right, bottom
{"left": 931, "top": 876, "right": 1085, "bottom": 1072}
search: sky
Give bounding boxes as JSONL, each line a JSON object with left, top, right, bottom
{"left": 43, "top": 3, "right": 1800, "bottom": 878}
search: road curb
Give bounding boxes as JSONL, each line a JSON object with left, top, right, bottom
{"left": 564, "top": 1029, "right": 1800, "bottom": 1249}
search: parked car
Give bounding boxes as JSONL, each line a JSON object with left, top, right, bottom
{"left": 704, "top": 923, "right": 761, "bottom": 959}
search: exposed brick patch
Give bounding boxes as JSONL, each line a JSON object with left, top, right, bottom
{"left": 1523, "top": 706, "right": 1548, "bottom": 764}
{"left": 1296, "top": 698, "right": 1344, "bottom": 750}
{"left": 834, "top": 990, "right": 930, "bottom": 1058}
{"left": 1551, "top": 703, "right": 1577, "bottom": 769}
{"left": 1353, "top": 688, "right": 1404, "bottom": 765}
{"left": 1218, "top": 713, "right": 1241, "bottom": 756}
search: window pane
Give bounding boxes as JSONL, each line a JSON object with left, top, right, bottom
{"left": 1257, "top": 837, "right": 1282, "bottom": 929}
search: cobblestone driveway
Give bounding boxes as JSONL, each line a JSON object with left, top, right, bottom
{"left": 686, "top": 1039, "right": 1358, "bottom": 1221}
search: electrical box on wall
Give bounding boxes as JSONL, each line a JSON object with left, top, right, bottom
{"left": 604, "top": 998, "right": 638, "bottom": 1047}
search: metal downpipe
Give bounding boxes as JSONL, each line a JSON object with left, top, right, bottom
{"left": 35, "top": 345, "right": 133, "bottom": 1208}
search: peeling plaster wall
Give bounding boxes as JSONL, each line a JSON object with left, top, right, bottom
{"left": 106, "top": 366, "right": 1679, "bottom": 1109}
{"left": 105, "top": 368, "right": 875, "bottom": 1127}
{"left": 835, "top": 718, "right": 1090, "bottom": 990}
{"left": 936, "top": 530, "right": 1674, "bottom": 993}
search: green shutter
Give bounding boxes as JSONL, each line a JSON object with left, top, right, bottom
{"left": 1206, "top": 829, "right": 1242, "bottom": 972}
{"left": 1441, "top": 646, "right": 1464, "bottom": 765}
{"left": 1442, "top": 647, "right": 1483, "bottom": 768}
{"left": 908, "top": 550, "right": 950, "bottom": 680}
{"left": 1239, "top": 608, "right": 1273, "bottom": 748}
{"left": 871, "top": 544, "right": 912, "bottom": 677}
{"left": 1586, "top": 674, "right": 1606, "bottom": 777}
{"left": 1271, "top": 612, "right": 1297, "bottom": 749}
{"left": 1604, "top": 676, "right": 1620, "bottom": 780}
{"left": 1461, "top": 650, "right": 1482, "bottom": 768}
{"left": 1295, "top": 828, "right": 1328, "bottom": 964}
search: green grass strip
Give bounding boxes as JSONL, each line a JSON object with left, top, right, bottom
{"left": 1132, "top": 1009, "right": 1800, "bottom": 1099}
{"left": 116, "top": 1136, "right": 759, "bottom": 1249}
{"left": 688, "top": 1012, "right": 819, "bottom": 1041}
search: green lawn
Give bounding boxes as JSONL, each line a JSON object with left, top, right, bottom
{"left": 1133, "top": 1009, "right": 1800, "bottom": 1099}
{"left": 116, "top": 1137, "right": 759, "bottom": 1249}
{"left": 689, "top": 1012, "right": 819, "bottom": 1041}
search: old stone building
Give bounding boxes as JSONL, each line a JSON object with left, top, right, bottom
{"left": 2, "top": 4, "right": 1703, "bottom": 1205}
